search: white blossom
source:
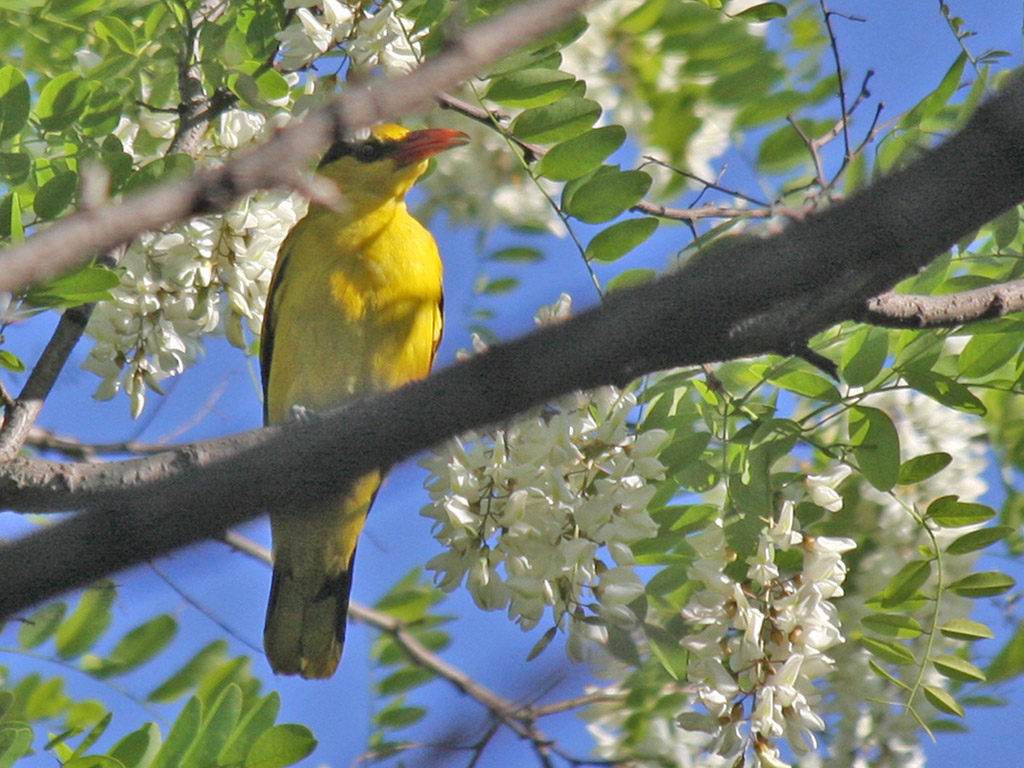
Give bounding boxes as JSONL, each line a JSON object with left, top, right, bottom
{"left": 678, "top": 497, "right": 854, "bottom": 767}
{"left": 421, "top": 295, "right": 664, "bottom": 656}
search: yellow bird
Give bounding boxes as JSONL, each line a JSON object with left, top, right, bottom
{"left": 261, "top": 123, "right": 468, "bottom": 678}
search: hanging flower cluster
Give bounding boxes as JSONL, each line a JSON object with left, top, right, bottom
{"left": 276, "top": 0, "right": 421, "bottom": 74}
{"left": 83, "top": 108, "right": 308, "bottom": 417}
{"left": 420, "top": 295, "right": 668, "bottom": 658}
{"left": 678, "top": 494, "right": 855, "bottom": 768}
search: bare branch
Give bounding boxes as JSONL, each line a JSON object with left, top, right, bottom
{"left": 861, "top": 280, "right": 1024, "bottom": 328}
{"left": 0, "top": 0, "right": 592, "bottom": 294}
{"left": 632, "top": 200, "right": 777, "bottom": 222}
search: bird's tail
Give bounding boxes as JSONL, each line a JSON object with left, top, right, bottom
{"left": 263, "top": 549, "right": 355, "bottom": 679}
{"left": 263, "top": 473, "right": 379, "bottom": 679}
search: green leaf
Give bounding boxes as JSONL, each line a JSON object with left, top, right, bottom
{"left": 862, "top": 636, "right": 916, "bottom": 665}
{"left": 373, "top": 702, "right": 426, "bottom": 730}
{"left": 486, "top": 69, "right": 575, "bottom": 108}
{"left": 0, "top": 725, "right": 33, "bottom": 768}
{"left": 511, "top": 96, "right": 601, "bottom": 143}
{"left": 0, "top": 67, "right": 30, "bottom": 143}
{"left": 939, "top": 618, "right": 995, "bottom": 641}
{"left": 55, "top": 582, "right": 115, "bottom": 659}
{"left": 606, "top": 268, "right": 656, "bottom": 292}
{"left": 0, "top": 350, "right": 24, "bottom": 372}
{"left": 254, "top": 69, "right": 289, "bottom": 102}
{"left": 33, "top": 171, "right": 79, "bottom": 220}
{"left": 605, "top": 624, "right": 641, "bottom": 666}
{"left": 565, "top": 168, "right": 652, "bottom": 223}
{"left": 182, "top": 684, "right": 241, "bottom": 768}
{"left": 525, "top": 626, "right": 557, "bottom": 661}
{"left": 151, "top": 697, "right": 202, "bottom": 768}
{"left": 148, "top": 640, "right": 229, "bottom": 703}
{"left": 986, "top": 620, "right": 1024, "bottom": 682}
{"left": 898, "top": 452, "right": 952, "bottom": 485}
{"left": 876, "top": 560, "right": 931, "bottom": 609}
{"left": 948, "top": 570, "right": 1015, "bottom": 598}
{"left": 849, "top": 405, "right": 900, "bottom": 491}
{"left": 926, "top": 495, "right": 996, "bottom": 527}
{"left": 585, "top": 217, "right": 658, "bottom": 263}
{"left": 94, "top": 16, "right": 136, "bottom": 52}
{"left": 124, "top": 154, "right": 195, "bottom": 193}
{"left": 732, "top": 2, "right": 786, "bottom": 20}
{"left": 108, "top": 723, "right": 162, "bottom": 768}
{"left": 64, "top": 756, "right": 125, "bottom": 768}
{"left": 645, "top": 623, "right": 688, "bottom": 680}
{"left": 958, "top": 331, "right": 1020, "bottom": 377}
{"left": 840, "top": 326, "right": 889, "bottom": 385}
{"left": 923, "top": 685, "right": 965, "bottom": 717}
{"left": 36, "top": 73, "right": 89, "bottom": 131}
{"left": 24, "top": 677, "right": 69, "bottom": 719}
{"left": 244, "top": 724, "right": 316, "bottom": 768}
{"left": 991, "top": 206, "right": 1021, "bottom": 248}
{"left": 901, "top": 53, "right": 966, "bottom": 130}
{"left": 931, "top": 654, "right": 986, "bottom": 682}
{"left": 27, "top": 265, "right": 120, "bottom": 308}
{"left": 902, "top": 370, "right": 986, "bottom": 415}
{"left": 0, "top": 152, "right": 30, "bottom": 184}
{"left": 490, "top": 246, "right": 542, "bottom": 263}
{"left": 81, "top": 89, "right": 124, "bottom": 136}
{"left": 768, "top": 369, "right": 840, "bottom": 402}
{"left": 946, "top": 526, "right": 1013, "bottom": 555}
{"left": 88, "top": 614, "right": 177, "bottom": 678}
{"left": 658, "top": 432, "right": 713, "bottom": 475}
{"left": 18, "top": 602, "right": 66, "bottom": 649}
{"left": 868, "top": 660, "right": 911, "bottom": 691}
{"left": 861, "top": 612, "right": 923, "bottom": 639}
{"left": 477, "top": 276, "right": 519, "bottom": 295}
{"left": 537, "top": 125, "right": 626, "bottom": 181}
{"left": 69, "top": 712, "right": 112, "bottom": 760}
{"left": 376, "top": 667, "right": 435, "bottom": 696}
{"left": 219, "top": 693, "right": 280, "bottom": 766}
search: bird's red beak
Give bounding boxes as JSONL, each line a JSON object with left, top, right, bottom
{"left": 392, "top": 128, "right": 470, "bottom": 167}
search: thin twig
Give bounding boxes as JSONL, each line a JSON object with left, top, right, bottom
{"left": 640, "top": 156, "right": 771, "bottom": 208}
{"left": 819, "top": 0, "right": 864, "bottom": 163}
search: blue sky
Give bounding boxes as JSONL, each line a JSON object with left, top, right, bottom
{"left": 2, "top": 2, "right": 1024, "bottom": 767}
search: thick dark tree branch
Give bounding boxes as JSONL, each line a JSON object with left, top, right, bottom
{"left": 0, "top": 0, "right": 591, "bottom": 294}
{"left": 861, "top": 281, "right": 1024, "bottom": 328}
{"left": 3, "top": 71, "right": 1024, "bottom": 617}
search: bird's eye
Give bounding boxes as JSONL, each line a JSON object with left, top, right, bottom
{"left": 355, "top": 142, "right": 380, "bottom": 161}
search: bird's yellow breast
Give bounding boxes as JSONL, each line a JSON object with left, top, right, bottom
{"left": 263, "top": 198, "right": 443, "bottom": 425}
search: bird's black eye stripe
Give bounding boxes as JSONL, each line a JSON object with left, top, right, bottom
{"left": 318, "top": 137, "right": 396, "bottom": 168}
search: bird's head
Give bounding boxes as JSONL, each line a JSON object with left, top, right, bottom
{"left": 317, "top": 123, "right": 469, "bottom": 209}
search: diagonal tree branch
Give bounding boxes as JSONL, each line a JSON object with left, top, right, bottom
{"left": 2, "top": 62, "right": 1024, "bottom": 621}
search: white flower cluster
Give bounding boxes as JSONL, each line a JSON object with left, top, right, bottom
{"left": 678, "top": 494, "right": 855, "bottom": 768}
{"left": 83, "top": 111, "right": 307, "bottom": 417}
{"left": 420, "top": 295, "right": 668, "bottom": 659}
{"left": 822, "top": 387, "right": 989, "bottom": 768}
{"left": 276, "top": 0, "right": 421, "bottom": 74}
